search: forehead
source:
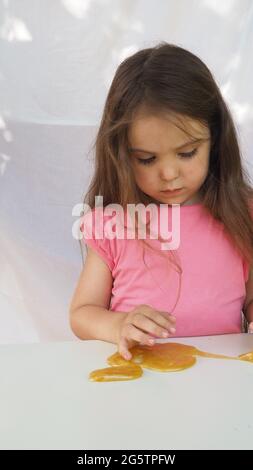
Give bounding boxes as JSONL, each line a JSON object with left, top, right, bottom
{"left": 128, "top": 112, "right": 210, "bottom": 146}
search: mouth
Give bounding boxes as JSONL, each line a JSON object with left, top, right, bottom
{"left": 160, "top": 188, "right": 183, "bottom": 195}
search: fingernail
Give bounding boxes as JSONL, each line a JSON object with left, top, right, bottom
{"left": 148, "top": 338, "right": 155, "bottom": 345}
{"left": 170, "top": 327, "right": 176, "bottom": 334}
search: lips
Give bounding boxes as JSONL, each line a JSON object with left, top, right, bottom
{"left": 161, "top": 188, "right": 183, "bottom": 193}
{"left": 162, "top": 188, "right": 182, "bottom": 192}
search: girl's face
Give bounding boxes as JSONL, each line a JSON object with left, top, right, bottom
{"left": 128, "top": 112, "right": 211, "bottom": 206}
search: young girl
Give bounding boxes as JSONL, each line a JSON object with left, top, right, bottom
{"left": 69, "top": 42, "right": 253, "bottom": 361}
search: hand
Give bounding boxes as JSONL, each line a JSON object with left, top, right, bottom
{"left": 248, "top": 322, "right": 253, "bottom": 334}
{"left": 117, "top": 304, "right": 176, "bottom": 360}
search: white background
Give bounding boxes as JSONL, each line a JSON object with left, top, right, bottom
{"left": 0, "top": 0, "right": 253, "bottom": 343}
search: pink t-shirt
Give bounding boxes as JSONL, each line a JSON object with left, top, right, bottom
{"left": 80, "top": 204, "right": 249, "bottom": 337}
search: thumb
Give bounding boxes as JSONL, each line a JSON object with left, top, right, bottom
{"left": 118, "top": 337, "right": 132, "bottom": 361}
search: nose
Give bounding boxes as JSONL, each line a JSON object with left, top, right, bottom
{"left": 159, "top": 163, "right": 180, "bottom": 182}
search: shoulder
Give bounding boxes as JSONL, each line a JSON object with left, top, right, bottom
{"left": 80, "top": 207, "right": 115, "bottom": 270}
{"left": 80, "top": 206, "right": 125, "bottom": 272}
{"left": 80, "top": 207, "right": 115, "bottom": 236}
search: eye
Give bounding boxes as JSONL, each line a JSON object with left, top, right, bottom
{"left": 136, "top": 148, "right": 198, "bottom": 164}
{"left": 136, "top": 156, "right": 156, "bottom": 165}
{"left": 178, "top": 148, "right": 198, "bottom": 159}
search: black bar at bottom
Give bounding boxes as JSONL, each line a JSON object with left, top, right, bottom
{"left": 0, "top": 449, "right": 252, "bottom": 466}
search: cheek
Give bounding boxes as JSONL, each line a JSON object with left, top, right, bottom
{"left": 185, "top": 155, "right": 209, "bottom": 181}
{"left": 134, "top": 166, "right": 154, "bottom": 184}
{"left": 199, "top": 149, "right": 210, "bottom": 174}
{"left": 199, "top": 155, "right": 210, "bottom": 179}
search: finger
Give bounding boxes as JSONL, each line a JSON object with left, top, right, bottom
{"left": 133, "top": 315, "right": 172, "bottom": 338}
{"left": 153, "top": 311, "right": 177, "bottom": 333}
{"left": 145, "top": 305, "right": 176, "bottom": 321}
{"left": 118, "top": 337, "right": 132, "bottom": 360}
{"left": 123, "top": 323, "right": 156, "bottom": 346}
{"left": 157, "top": 311, "right": 176, "bottom": 325}
{"left": 136, "top": 308, "right": 176, "bottom": 333}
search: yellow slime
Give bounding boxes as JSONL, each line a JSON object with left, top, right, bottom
{"left": 89, "top": 342, "right": 253, "bottom": 382}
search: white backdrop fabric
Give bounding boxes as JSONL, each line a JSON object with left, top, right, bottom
{"left": 0, "top": 0, "right": 253, "bottom": 343}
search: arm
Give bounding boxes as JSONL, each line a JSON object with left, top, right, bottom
{"left": 243, "top": 266, "right": 253, "bottom": 332}
{"left": 69, "top": 246, "right": 176, "bottom": 359}
{"left": 69, "top": 246, "right": 127, "bottom": 343}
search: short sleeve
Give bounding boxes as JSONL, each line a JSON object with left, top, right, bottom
{"left": 80, "top": 208, "right": 115, "bottom": 271}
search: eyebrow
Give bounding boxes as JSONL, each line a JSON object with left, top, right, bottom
{"left": 128, "top": 138, "right": 209, "bottom": 154}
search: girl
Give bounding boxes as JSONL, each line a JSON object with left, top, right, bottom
{"left": 69, "top": 42, "right": 253, "bottom": 361}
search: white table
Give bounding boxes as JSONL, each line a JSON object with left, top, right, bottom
{"left": 0, "top": 334, "right": 252, "bottom": 450}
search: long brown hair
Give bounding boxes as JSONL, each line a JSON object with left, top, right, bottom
{"left": 81, "top": 42, "right": 253, "bottom": 274}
